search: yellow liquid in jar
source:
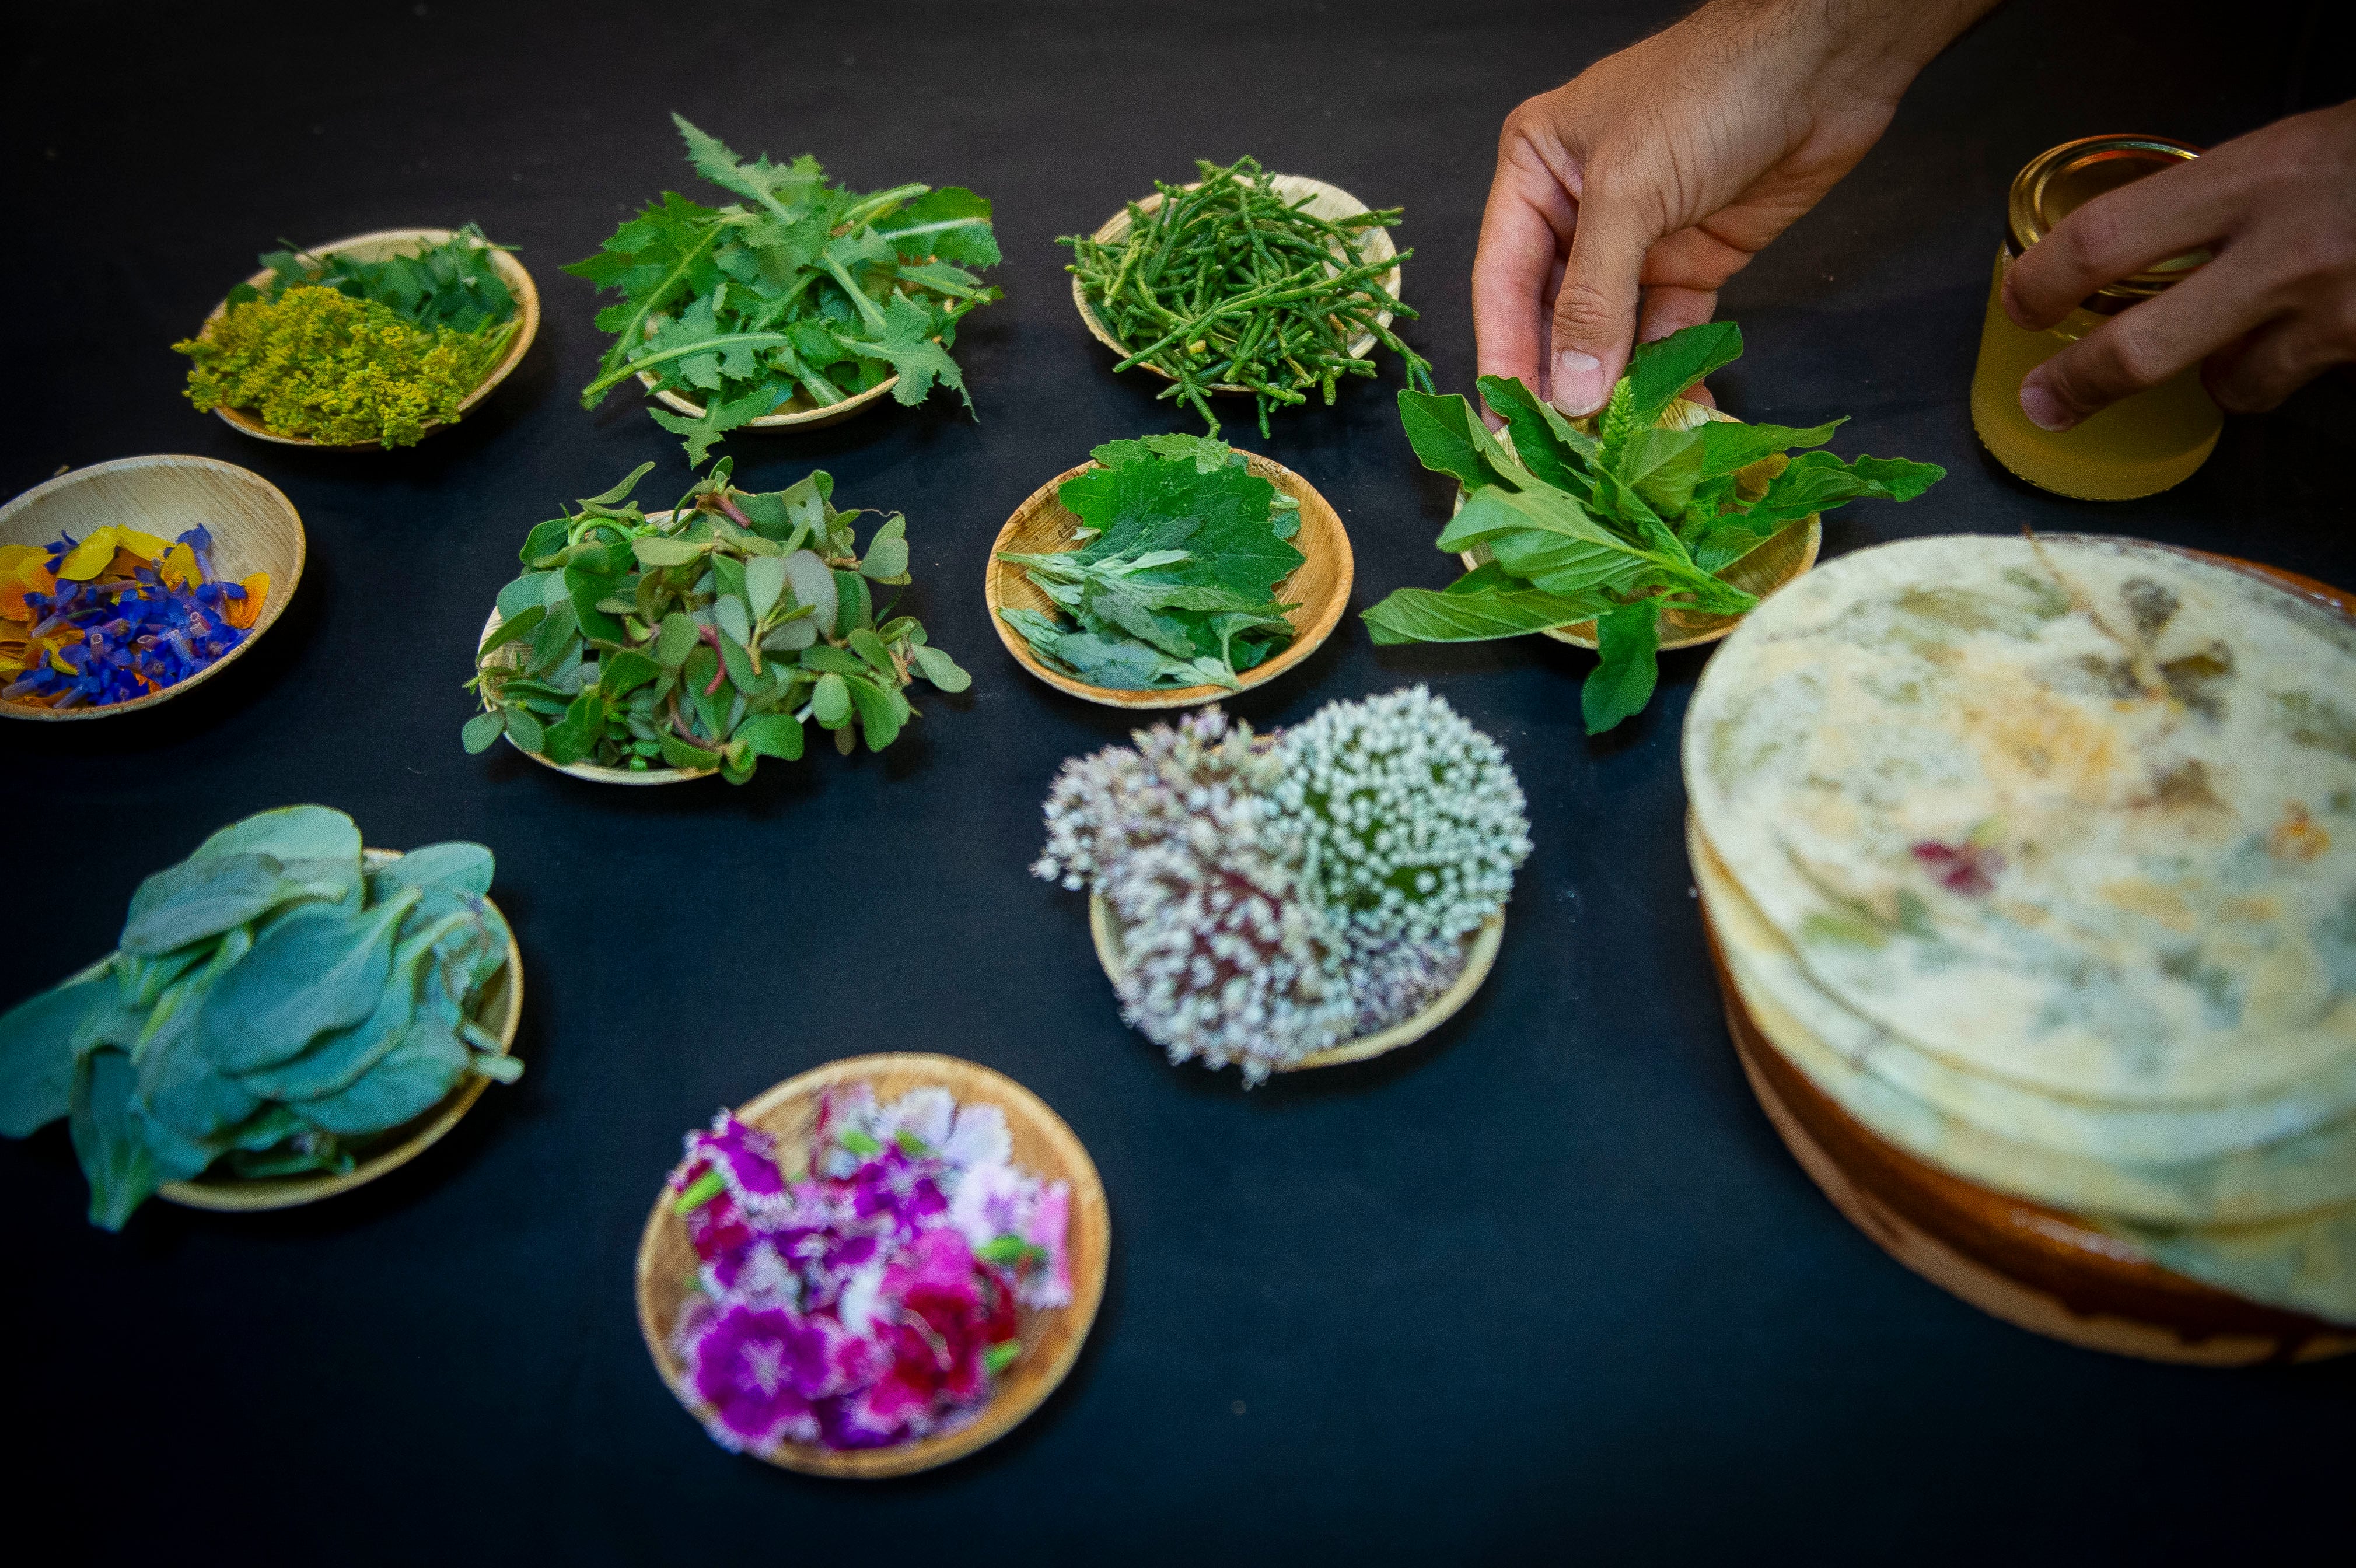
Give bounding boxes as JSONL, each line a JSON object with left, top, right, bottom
{"left": 1969, "top": 250, "right": 2221, "bottom": 501}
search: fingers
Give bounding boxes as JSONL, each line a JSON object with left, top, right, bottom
{"left": 2203, "top": 316, "right": 2341, "bottom": 413}
{"left": 1550, "top": 176, "right": 1657, "bottom": 415}
{"left": 2004, "top": 158, "right": 2242, "bottom": 332}
{"left": 2016, "top": 259, "right": 2275, "bottom": 430}
{"left": 1473, "top": 153, "right": 1579, "bottom": 401}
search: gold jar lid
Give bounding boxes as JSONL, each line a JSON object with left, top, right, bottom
{"left": 2007, "top": 134, "right": 2208, "bottom": 313}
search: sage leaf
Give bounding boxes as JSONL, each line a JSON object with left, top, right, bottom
{"left": 120, "top": 853, "right": 296, "bottom": 957}
{"left": 194, "top": 891, "right": 418, "bottom": 1074}
{"left": 0, "top": 977, "right": 108, "bottom": 1137}
{"left": 295, "top": 1017, "right": 471, "bottom": 1136}
{"left": 367, "top": 842, "right": 495, "bottom": 900}
{"left": 72, "top": 1050, "right": 161, "bottom": 1233}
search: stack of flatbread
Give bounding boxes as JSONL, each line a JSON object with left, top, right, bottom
{"left": 1683, "top": 533, "right": 2356, "bottom": 1328}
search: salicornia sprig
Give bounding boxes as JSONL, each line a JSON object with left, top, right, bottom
{"left": 1060, "top": 155, "right": 1432, "bottom": 439}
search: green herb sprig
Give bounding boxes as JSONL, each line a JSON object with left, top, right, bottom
{"left": 996, "top": 434, "right": 1304, "bottom": 691}
{"left": 1061, "top": 155, "right": 1433, "bottom": 439}
{"left": 0, "top": 807, "right": 520, "bottom": 1229}
{"left": 567, "top": 115, "right": 1002, "bottom": 463}
{"left": 1362, "top": 323, "right": 1945, "bottom": 733}
{"left": 465, "top": 461, "right": 969, "bottom": 782}
{"left": 229, "top": 223, "right": 519, "bottom": 334}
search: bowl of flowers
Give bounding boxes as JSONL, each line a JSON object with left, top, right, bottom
{"left": 1038, "top": 687, "right": 1530, "bottom": 1082}
{"left": 635, "top": 1054, "right": 1109, "bottom": 1477}
{"left": 0, "top": 456, "right": 302, "bottom": 719}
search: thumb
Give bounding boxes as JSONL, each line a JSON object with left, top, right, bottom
{"left": 1549, "top": 187, "right": 1654, "bottom": 416}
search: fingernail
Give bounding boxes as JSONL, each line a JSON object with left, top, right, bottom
{"left": 2019, "top": 379, "right": 2076, "bottom": 432}
{"left": 1551, "top": 349, "right": 1606, "bottom": 416}
{"left": 2000, "top": 273, "right": 2028, "bottom": 330}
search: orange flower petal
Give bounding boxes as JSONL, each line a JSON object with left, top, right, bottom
{"left": 0, "top": 544, "right": 36, "bottom": 571}
{"left": 0, "top": 559, "right": 55, "bottom": 620}
{"left": 226, "top": 572, "right": 271, "bottom": 630}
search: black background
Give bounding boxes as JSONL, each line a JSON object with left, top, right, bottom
{"left": 4, "top": 2, "right": 2351, "bottom": 1562}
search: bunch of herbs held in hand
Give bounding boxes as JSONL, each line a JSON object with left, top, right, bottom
{"left": 569, "top": 114, "right": 1001, "bottom": 463}
{"left": 1061, "top": 155, "right": 1432, "bottom": 438}
{"left": 465, "top": 460, "right": 969, "bottom": 782}
{"left": 1362, "top": 323, "right": 1944, "bottom": 734}
{"left": 997, "top": 434, "right": 1305, "bottom": 692}
{"left": 0, "top": 807, "right": 520, "bottom": 1229}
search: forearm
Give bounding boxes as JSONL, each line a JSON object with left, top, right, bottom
{"left": 1691, "top": 0, "right": 2004, "bottom": 103}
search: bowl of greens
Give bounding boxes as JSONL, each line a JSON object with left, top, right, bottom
{"left": 179, "top": 225, "right": 536, "bottom": 450}
{"left": 986, "top": 435, "right": 1352, "bottom": 709}
{"left": 1063, "top": 156, "right": 1426, "bottom": 439}
{"left": 466, "top": 460, "right": 968, "bottom": 786}
{"left": 0, "top": 807, "right": 523, "bottom": 1227}
{"left": 571, "top": 116, "right": 1001, "bottom": 464}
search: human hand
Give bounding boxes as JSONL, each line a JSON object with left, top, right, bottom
{"left": 2005, "top": 102, "right": 2356, "bottom": 428}
{"left": 1473, "top": 0, "right": 1997, "bottom": 417}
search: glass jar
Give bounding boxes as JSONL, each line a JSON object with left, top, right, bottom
{"left": 1970, "top": 135, "right": 2222, "bottom": 501}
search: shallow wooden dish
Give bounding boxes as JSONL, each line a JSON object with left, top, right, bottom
{"left": 1456, "top": 401, "right": 1820, "bottom": 652}
{"left": 1089, "top": 896, "right": 1502, "bottom": 1072}
{"left": 0, "top": 456, "right": 304, "bottom": 721}
{"left": 200, "top": 227, "right": 539, "bottom": 450}
{"left": 635, "top": 1052, "right": 1110, "bottom": 1478}
{"left": 44, "top": 846, "right": 523, "bottom": 1212}
{"left": 986, "top": 451, "right": 1352, "bottom": 709}
{"left": 1072, "top": 173, "right": 1401, "bottom": 394}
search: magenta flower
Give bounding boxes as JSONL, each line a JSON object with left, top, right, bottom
{"left": 684, "top": 1302, "right": 875, "bottom": 1452}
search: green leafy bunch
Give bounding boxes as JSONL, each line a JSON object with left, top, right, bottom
{"left": 567, "top": 114, "right": 1002, "bottom": 463}
{"left": 174, "top": 285, "right": 518, "bottom": 447}
{"left": 1060, "top": 154, "right": 1433, "bottom": 439}
{"left": 465, "top": 460, "right": 970, "bottom": 783}
{"left": 0, "top": 807, "right": 520, "bottom": 1229}
{"left": 229, "top": 223, "right": 519, "bottom": 334}
{"left": 1361, "top": 323, "right": 1945, "bottom": 733}
{"left": 997, "top": 433, "right": 1306, "bottom": 691}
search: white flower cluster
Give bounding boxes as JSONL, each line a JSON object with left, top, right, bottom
{"left": 1034, "top": 691, "right": 1530, "bottom": 1083}
{"left": 1272, "top": 685, "right": 1533, "bottom": 945}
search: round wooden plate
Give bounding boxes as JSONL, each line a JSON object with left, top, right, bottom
{"left": 634, "top": 1053, "right": 1110, "bottom": 1478}
{"left": 1686, "top": 548, "right": 2356, "bottom": 1362}
{"left": 0, "top": 456, "right": 305, "bottom": 722}
{"left": 986, "top": 451, "right": 1352, "bottom": 710}
{"left": 1072, "top": 173, "right": 1401, "bottom": 394}
{"left": 48, "top": 846, "right": 526, "bottom": 1212}
{"left": 200, "top": 228, "right": 540, "bottom": 450}
{"left": 639, "top": 369, "right": 896, "bottom": 435}
{"left": 1089, "top": 895, "right": 1502, "bottom": 1073}
{"left": 1457, "top": 401, "right": 1819, "bottom": 652}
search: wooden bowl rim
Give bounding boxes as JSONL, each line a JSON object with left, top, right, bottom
{"left": 638, "top": 371, "right": 898, "bottom": 433}
{"left": 1088, "top": 895, "right": 1503, "bottom": 1072}
{"left": 1455, "top": 403, "right": 1819, "bottom": 651}
{"left": 40, "top": 845, "right": 526, "bottom": 1211}
{"left": 475, "top": 596, "right": 715, "bottom": 788}
{"left": 632, "top": 1052, "right": 1110, "bottom": 1478}
{"left": 1071, "top": 172, "right": 1401, "bottom": 394}
{"left": 984, "top": 450, "right": 1353, "bottom": 710}
{"left": 200, "top": 226, "right": 541, "bottom": 450}
{"left": 0, "top": 454, "right": 306, "bottom": 722}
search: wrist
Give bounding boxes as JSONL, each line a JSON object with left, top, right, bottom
{"left": 1698, "top": 0, "right": 1998, "bottom": 104}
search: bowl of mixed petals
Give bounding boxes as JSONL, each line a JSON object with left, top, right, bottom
{"left": 635, "top": 1054, "right": 1108, "bottom": 1477}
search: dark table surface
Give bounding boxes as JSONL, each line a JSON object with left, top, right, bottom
{"left": 5, "top": 2, "right": 2350, "bottom": 1561}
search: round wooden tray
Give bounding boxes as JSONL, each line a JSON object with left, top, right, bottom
{"left": 1072, "top": 173, "right": 1401, "bottom": 393}
{"left": 0, "top": 456, "right": 305, "bottom": 722}
{"left": 985, "top": 451, "right": 1352, "bottom": 710}
{"left": 634, "top": 1052, "right": 1110, "bottom": 1478}
{"left": 1688, "top": 545, "right": 2356, "bottom": 1361}
{"left": 51, "top": 846, "right": 525, "bottom": 1212}
{"left": 200, "top": 228, "right": 540, "bottom": 450}
{"left": 1089, "top": 895, "right": 1502, "bottom": 1072}
{"left": 1457, "top": 401, "right": 1819, "bottom": 652}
